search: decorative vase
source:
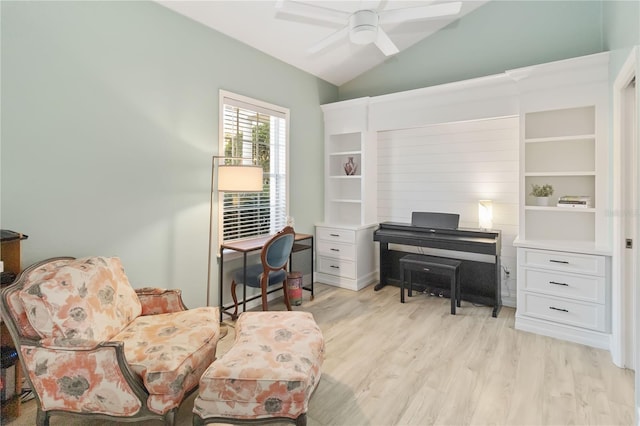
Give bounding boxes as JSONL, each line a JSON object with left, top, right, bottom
{"left": 344, "top": 157, "right": 358, "bottom": 176}
{"left": 535, "top": 196, "right": 550, "bottom": 206}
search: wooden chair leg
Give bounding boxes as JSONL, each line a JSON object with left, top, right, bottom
{"left": 230, "top": 279, "right": 239, "bottom": 320}
{"left": 261, "top": 276, "right": 269, "bottom": 311}
{"left": 282, "top": 277, "right": 292, "bottom": 311}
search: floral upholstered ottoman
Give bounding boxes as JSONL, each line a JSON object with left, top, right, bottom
{"left": 193, "top": 311, "right": 324, "bottom": 426}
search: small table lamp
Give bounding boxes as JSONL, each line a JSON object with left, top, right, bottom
{"left": 478, "top": 200, "right": 493, "bottom": 230}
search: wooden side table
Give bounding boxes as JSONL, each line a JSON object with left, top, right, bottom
{"left": 1, "top": 230, "right": 28, "bottom": 419}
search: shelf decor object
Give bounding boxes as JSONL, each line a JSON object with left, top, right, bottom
{"left": 206, "top": 156, "right": 263, "bottom": 307}
{"left": 343, "top": 156, "right": 357, "bottom": 175}
{"left": 530, "top": 184, "right": 554, "bottom": 206}
{"left": 557, "top": 195, "right": 592, "bottom": 208}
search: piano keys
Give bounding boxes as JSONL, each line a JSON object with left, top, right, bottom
{"left": 373, "top": 212, "right": 502, "bottom": 317}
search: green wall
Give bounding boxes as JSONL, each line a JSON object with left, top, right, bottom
{"left": 339, "top": 0, "right": 605, "bottom": 100}
{"left": 603, "top": 0, "right": 640, "bottom": 50}
{"left": 0, "top": 1, "right": 337, "bottom": 308}
{"left": 602, "top": 0, "right": 640, "bottom": 80}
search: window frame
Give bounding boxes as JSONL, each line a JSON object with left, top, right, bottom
{"left": 217, "top": 90, "right": 290, "bottom": 245}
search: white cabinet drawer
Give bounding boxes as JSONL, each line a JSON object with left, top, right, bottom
{"left": 521, "top": 249, "right": 605, "bottom": 276}
{"left": 316, "top": 240, "right": 355, "bottom": 261}
{"left": 521, "top": 292, "right": 606, "bottom": 332}
{"left": 317, "top": 256, "right": 356, "bottom": 279}
{"left": 316, "top": 227, "right": 355, "bottom": 244}
{"left": 522, "top": 269, "right": 605, "bottom": 303}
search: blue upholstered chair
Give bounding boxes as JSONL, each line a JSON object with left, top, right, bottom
{"left": 230, "top": 226, "right": 296, "bottom": 319}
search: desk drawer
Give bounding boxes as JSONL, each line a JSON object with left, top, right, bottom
{"left": 522, "top": 269, "right": 605, "bottom": 303}
{"left": 316, "top": 227, "right": 355, "bottom": 244}
{"left": 521, "top": 249, "right": 605, "bottom": 276}
{"left": 317, "top": 240, "right": 355, "bottom": 260}
{"left": 317, "top": 256, "right": 356, "bottom": 279}
{"left": 521, "top": 292, "right": 606, "bottom": 331}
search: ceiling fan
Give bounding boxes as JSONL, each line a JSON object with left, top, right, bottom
{"left": 275, "top": 0, "right": 463, "bottom": 56}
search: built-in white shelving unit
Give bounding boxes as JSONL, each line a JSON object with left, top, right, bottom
{"left": 317, "top": 98, "right": 377, "bottom": 291}
{"left": 510, "top": 52, "right": 612, "bottom": 349}
{"left": 326, "top": 132, "right": 365, "bottom": 224}
{"left": 522, "top": 106, "right": 599, "bottom": 244}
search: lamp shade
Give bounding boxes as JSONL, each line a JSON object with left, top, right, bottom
{"left": 217, "top": 165, "right": 263, "bottom": 192}
{"left": 478, "top": 200, "right": 493, "bottom": 229}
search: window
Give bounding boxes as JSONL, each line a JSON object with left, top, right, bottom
{"left": 219, "top": 90, "right": 289, "bottom": 242}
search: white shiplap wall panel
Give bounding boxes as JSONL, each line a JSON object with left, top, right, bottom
{"left": 377, "top": 116, "right": 519, "bottom": 306}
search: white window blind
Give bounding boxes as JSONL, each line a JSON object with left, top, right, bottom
{"left": 220, "top": 91, "right": 288, "bottom": 242}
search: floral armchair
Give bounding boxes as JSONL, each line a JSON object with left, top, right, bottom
{"left": 0, "top": 256, "right": 222, "bottom": 426}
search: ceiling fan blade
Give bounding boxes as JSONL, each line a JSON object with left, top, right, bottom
{"left": 381, "top": 1, "right": 462, "bottom": 24}
{"left": 358, "top": 0, "right": 383, "bottom": 11}
{"left": 276, "top": 0, "right": 350, "bottom": 26}
{"left": 308, "top": 26, "right": 350, "bottom": 54}
{"left": 374, "top": 27, "right": 399, "bottom": 56}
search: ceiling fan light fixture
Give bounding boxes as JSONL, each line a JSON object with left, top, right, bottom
{"left": 349, "top": 10, "right": 379, "bottom": 45}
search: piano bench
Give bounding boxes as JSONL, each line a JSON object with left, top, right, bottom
{"left": 399, "top": 254, "right": 462, "bottom": 314}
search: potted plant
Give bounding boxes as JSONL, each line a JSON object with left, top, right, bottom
{"left": 530, "top": 184, "right": 554, "bottom": 206}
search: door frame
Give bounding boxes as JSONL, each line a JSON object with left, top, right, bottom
{"left": 611, "top": 46, "right": 638, "bottom": 373}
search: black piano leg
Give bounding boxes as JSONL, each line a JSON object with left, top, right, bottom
{"left": 375, "top": 244, "right": 390, "bottom": 291}
{"left": 400, "top": 266, "right": 405, "bottom": 303}
{"left": 492, "top": 304, "right": 502, "bottom": 318}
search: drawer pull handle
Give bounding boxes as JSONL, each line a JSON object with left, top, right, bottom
{"left": 330, "top": 265, "right": 340, "bottom": 269}
{"left": 549, "top": 281, "right": 569, "bottom": 286}
{"left": 330, "top": 248, "right": 340, "bottom": 252}
{"left": 549, "top": 259, "right": 569, "bottom": 264}
{"left": 330, "top": 233, "right": 340, "bottom": 237}
{"left": 423, "top": 268, "right": 431, "bottom": 272}
{"left": 549, "top": 306, "right": 569, "bottom": 313}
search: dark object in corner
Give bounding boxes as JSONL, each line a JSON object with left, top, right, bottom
{"left": 1, "top": 272, "right": 16, "bottom": 286}
{"left": 0, "top": 230, "right": 28, "bottom": 242}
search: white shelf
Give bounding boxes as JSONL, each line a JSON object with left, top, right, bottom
{"left": 525, "top": 206, "right": 595, "bottom": 212}
{"left": 329, "top": 151, "right": 361, "bottom": 157}
{"left": 321, "top": 101, "right": 376, "bottom": 226}
{"left": 525, "top": 172, "right": 595, "bottom": 177}
{"left": 521, "top": 101, "right": 600, "bottom": 246}
{"left": 329, "top": 198, "right": 362, "bottom": 204}
{"left": 524, "top": 134, "right": 595, "bottom": 144}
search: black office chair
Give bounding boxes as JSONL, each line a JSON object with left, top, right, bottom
{"left": 230, "top": 226, "right": 295, "bottom": 320}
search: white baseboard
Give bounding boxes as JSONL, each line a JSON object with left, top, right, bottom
{"left": 502, "top": 295, "right": 516, "bottom": 308}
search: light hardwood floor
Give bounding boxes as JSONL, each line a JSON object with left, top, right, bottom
{"left": 5, "top": 283, "right": 635, "bottom": 426}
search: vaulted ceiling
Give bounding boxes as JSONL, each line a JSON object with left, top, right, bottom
{"left": 157, "top": 0, "right": 489, "bottom": 86}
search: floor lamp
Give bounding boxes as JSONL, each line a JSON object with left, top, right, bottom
{"left": 206, "top": 156, "right": 263, "bottom": 307}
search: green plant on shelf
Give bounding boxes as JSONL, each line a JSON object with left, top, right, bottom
{"left": 530, "top": 184, "right": 554, "bottom": 197}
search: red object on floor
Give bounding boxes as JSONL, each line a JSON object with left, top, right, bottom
{"left": 287, "top": 272, "right": 303, "bottom": 306}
